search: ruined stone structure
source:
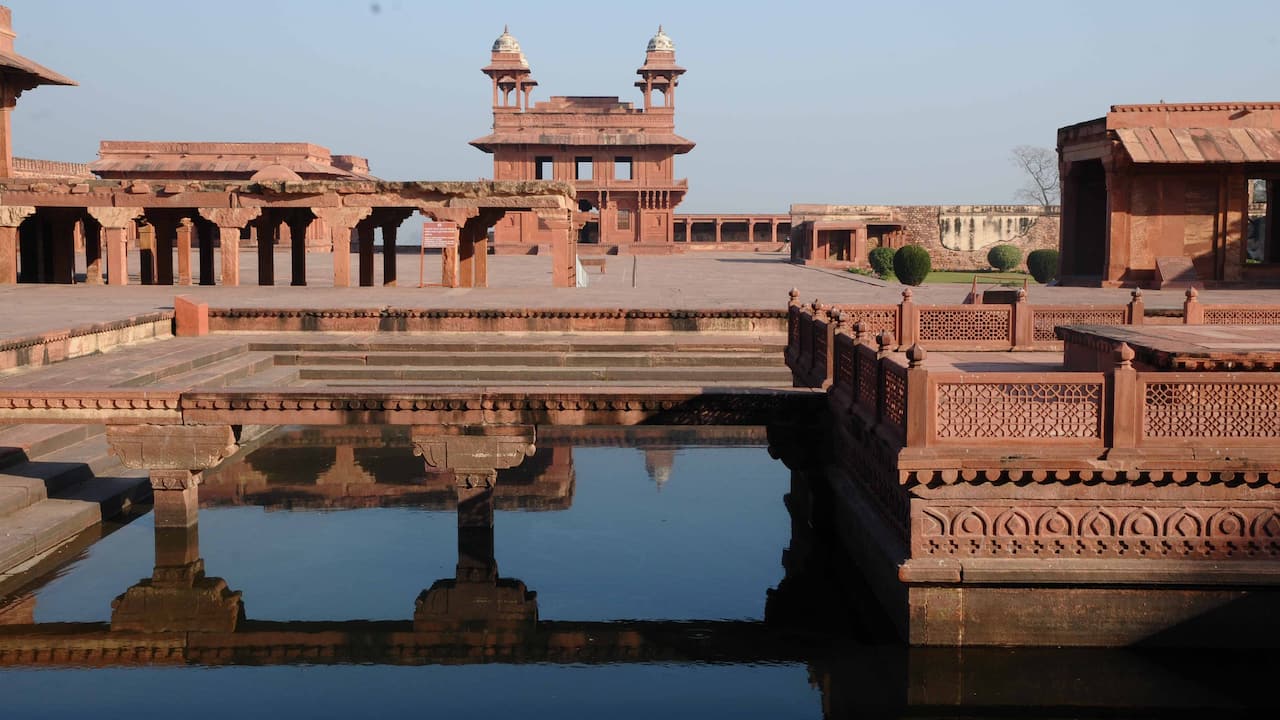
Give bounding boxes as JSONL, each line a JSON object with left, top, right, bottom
{"left": 790, "top": 204, "right": 1060, "bottom": 270}
{"left": 473, "top": 27, "right": 696, "bottom": 254}
{"left": 1058, "top": 103, "right": 1280, "bottom": 288}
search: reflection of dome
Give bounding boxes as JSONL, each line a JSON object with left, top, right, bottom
{"left": 492, "top": 26, "right": 522, "bottom": 53}
{"left": 644, "top": 449, "right": 676, "bottom": 490}
{"left": 646, "top": 25, "right": 674, "bottom": 53}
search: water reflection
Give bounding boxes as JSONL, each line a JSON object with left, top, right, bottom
{"left": 0, "top": 425, "right": 1277, "bottom": 716}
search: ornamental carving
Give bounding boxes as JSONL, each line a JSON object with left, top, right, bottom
{"left": 197, "top": 207, "right": 262, "bottom": 228}
{"left": 411, "top": 426, "right": 536, "bottom": 474}
{"left": 106, "top": 424, "right": 237, "bottom": 470}
{"left": 914, "top": 503, "right": 1280, "bottom": 560}
{"left": 1144, "top": 382, "right": 1280, "bottom": 438}
{"left": 1031, "top": 309, "right": 1126, "bottom": 343}
{"left": 86, "top": 207, "right": 142, "bottom": 229}
{"left": 936, "top": 382, "right": 1102, "bottom": 439}
{"left": 0, "top": 205, "right": 35, "bottom": 227}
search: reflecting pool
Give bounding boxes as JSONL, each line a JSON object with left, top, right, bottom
{"left": 0, "top": 426, "right": 1277, "bottom": 718}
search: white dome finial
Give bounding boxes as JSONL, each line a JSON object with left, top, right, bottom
{"left": 647, "top": 25, "right": 674, "bottom": 53}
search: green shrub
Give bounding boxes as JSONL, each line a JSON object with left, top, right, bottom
{"left": 987, "top": 243, "right": 1022, "bottom": 272}
{"left": 867, "top": 246, "right": 896, "bottom": 278}
{"left": 893, "top": 245, "right": 932, "bottom": 286}
{"left": 1026, "top": 248, "right": 1060, "bottom": 284}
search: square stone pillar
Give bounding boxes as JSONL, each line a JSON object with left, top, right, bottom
{"left": 357, "top": 221, "right": 376, "bottom": 287}
{"left": 382, "top": 223, "right": 399, "bottom": 287}
{"left": 539, "top": 211, "right": 577, "bottom": 288}
{"left": 0, "top": 206, "right": 33, "bottom": 284}
{"left": 50, "top": 215, "right": 76, "bottom": 284}
{"left": 175, "top": 219, "right": 193, "bottom": 285}
{"left": 288, "top": 215, "right": 312, "bottom": 286}
{"left": 87, "top": 208, "right": 142, "bottom": 286}
{"left": 311, "top": 207, "right": 371, "bottom": 288}
{"left": 106, "top": 424, "right": 238, "bottom": 528}
{"left": 197, "top": 208, "right": 261, "bottom": 287}
{"left": 83, "top": 217, "right": 103, "bottom": 285}
{"left": 256, "top": 214, "right": 277, "bottom": 286}
{"left": 136, "top": 222, "right": 157, "bottom": 285}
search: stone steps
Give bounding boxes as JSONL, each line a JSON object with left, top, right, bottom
{"left": 296, "top": 365, "right": 794, "bottom": 384}
{"left": 146, "top": 352, "right": 278, "bottom": 390}
{"left": 0, "top": 433, "right": 150, "bottom": 575}
{"left": 277, "top": 350, "right": 783, "bottom": 369}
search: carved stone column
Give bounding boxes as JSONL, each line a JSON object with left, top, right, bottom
{"left": 87, "top": 207, "right": 142, "bottom": 286}
{"left": 175, "top": 218, "right": 194, "bottom": 285}
{"left": 106, "top": 424, "right": 238, "bottom": 528}
{"left": 312, "top": 207, "right": 371, "bottom": 287}
{"left": 0, "top": 205, "right": 34, "bottom": 284}
{"left": 198, "top": 208, "right": 261, "bottom": 287}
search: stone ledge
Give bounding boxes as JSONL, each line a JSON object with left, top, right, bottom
{"left": 0, "top": 312, "right": 174, "bottom": 373}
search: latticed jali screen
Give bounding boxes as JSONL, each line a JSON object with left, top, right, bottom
{"left": 880, "top": 363, "right": 907, "bottom": 431}
{"left": 1031, "top": 308, "right": 1128, "bottom": 343}
{"left": 935, "top": 381, "right": 1103, "bottom": 439}
{"left": 918, "top": 307, "right": 1011, "bottom": 343}
{"left": 1144, "top": 381, "right": 1280, "bottom": 438}
{"left": 1202, "top": 307, "right": 1280, "bottom": 325}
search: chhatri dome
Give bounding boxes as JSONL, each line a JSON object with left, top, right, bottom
{"left": 491, "top": 25, "right": 522, "bottom": 53}
{"left": 646, "top": 25, "right": 674, "bottom": 52}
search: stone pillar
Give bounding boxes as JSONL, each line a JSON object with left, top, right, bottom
{"left": 198, "top": 208, "right": 262, "bottom": 287}
{"left": 83, "top": 216, "right": 103, "bottom": 285}
{"left": 106, "top": 424, "right": 238, "bottom": 528}
{"left": 49, "top": 215, "right": 76, "bottom": 284}
{"left": 137, "top": 221, "right": 157, "bottom": 285}
{"left": 382, "top": 223, "right": 399, "bottom": 286}
{"left": 539, "top": 210, "right": 577, "bottom": 288}
{"left": 357, "top": 220, "right": 376, "bottom": 287}
{"left": 255, "top": 213, "right": 277, "bottom": 286}
{"left": 197, "top": 221, "right": 216, "bottom": 286}
{"left": 287, "top": 214, "right": 312, "bottom": 287}
{"left": 0, "top": 205, "right": 34, "bottom": 284}
{"left": 149, "top": 217, "right": 177, "bottom": 285}
{"left": 311, "top": 207, "right": 371, "bottom": 287}
{"left": 87, "top": 207, "right": 142, "bottom": 286}
{"left": 1107, "top": 343, "right": 1139, "bottom": 451}
{"left": 771, "top": 220, "right": 778, "bottom": 245}
{"left": 715, "top": 219, "right": 723, "bottom": 244}
{"left": 175, "top": 219, "right": 193, "bottom": 285}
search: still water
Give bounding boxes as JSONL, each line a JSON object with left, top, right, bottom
{"left": 1, "top": 426, "right": 1278, "bottom": 718}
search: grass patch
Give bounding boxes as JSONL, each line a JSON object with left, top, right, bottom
{"left": 922, "top": 270, "right": 1032, "bottom": 285}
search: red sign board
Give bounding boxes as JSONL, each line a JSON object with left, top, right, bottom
{"left": 421, "top": 221, "right": 458, "bottom": 249}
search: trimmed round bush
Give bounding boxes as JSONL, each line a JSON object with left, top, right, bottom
{"left": 1026, "top": 248, "right": 1060, "bottom": 284}
{"left": 987, "top": 243, "right": 1022, "bottom": 272}
{"left": 868, "top": 246, "right": 896, "bottom": 277}
{"left": 892, "top": 245, "right": 932, "bottom": 286}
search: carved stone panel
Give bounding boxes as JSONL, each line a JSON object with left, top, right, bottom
{"left": 106, "top": 424, "right": 237, "bottom": 470}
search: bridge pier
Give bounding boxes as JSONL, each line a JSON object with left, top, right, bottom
{"left": 106, "top": 424, "right": 240, "bottom": 528}
{"left": 110, "top": 523, "right": 243, "bottom": 633}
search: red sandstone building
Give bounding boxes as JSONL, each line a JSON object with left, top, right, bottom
{"left": 472, "top": 27, "right": 695, "bottom": 254}
{"left": 1058, "top": 103, "right": 1280, "bottom": 288}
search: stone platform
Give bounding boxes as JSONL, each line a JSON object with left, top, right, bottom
{"left": 1061, "top": 323, "right": 1280, "bottom": 371}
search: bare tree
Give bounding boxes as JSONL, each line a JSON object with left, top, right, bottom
{"left": 1011, "top": 145, "right": 1060, "bottom": 207}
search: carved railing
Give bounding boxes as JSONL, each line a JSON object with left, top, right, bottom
{"left": 786, "top": 288, "right": 1280, "bottom": 389}
{"left": 1141, "top": 375, "right": 1280, "bottom": 442}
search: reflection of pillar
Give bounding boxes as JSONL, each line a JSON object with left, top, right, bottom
{"left": 412, "top": 425, "right": 537, "bottom": 580}
{"left": 106, "top": 425, "right": 238, "bottom": 528}
{"left": 198, "top": 208, "right": 262, "bottom": 287}
{"left": 411, "top": 425, "right": 539, "bottom": 632}
{"left": 0, "top": 205, "right": 34, "bottom": 284}
{"left": 110, "top": 524, "right": 243, "bottom": 633}
{"left": 87, "top": 207, "right": 142, "bottom": 286}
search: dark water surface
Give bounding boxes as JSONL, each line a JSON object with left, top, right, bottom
{"left": 1, "top": 426, "right": 1279, "bottom": 718}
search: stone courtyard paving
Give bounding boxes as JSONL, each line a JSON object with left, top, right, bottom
{"left": 4, "top": 251, "right": 1277, "bottom": 344}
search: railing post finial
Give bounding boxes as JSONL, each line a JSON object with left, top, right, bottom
{"left": 907, "top": 343, "right": 927, "bottom": 369}
{"left": 788, "top": 288, "right": 800, "bottom": 307}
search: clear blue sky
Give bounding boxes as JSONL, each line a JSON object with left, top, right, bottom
{"left": 9, "top": 1, "right": 1280, "bottom": 212}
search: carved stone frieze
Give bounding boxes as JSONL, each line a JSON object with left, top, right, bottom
{"left": 197, "top": 207, "right": 261, "bottom": 228}
{"left": 913, "top": 501, "right": 1280, "bottom": 560}
{"left": 0, "top": 205, "right": 35, "bottom": 227}
{"left": 106, "top": 424, "right": 237, "bottom": 470}
{"left": 85, "top": 206, "right": 142, "bottom": 229}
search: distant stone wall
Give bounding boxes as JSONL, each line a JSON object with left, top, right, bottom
{"left": 12, "top": 157, "right": 94, "bottom": 180}
{"left": 790, "top": 203, "right": 1060, "bottom": 270}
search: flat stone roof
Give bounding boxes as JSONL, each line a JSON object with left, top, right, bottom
{"left": 1057, "top": 324, "right": 1280, "bottom": 370}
